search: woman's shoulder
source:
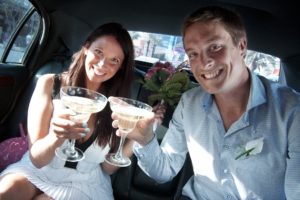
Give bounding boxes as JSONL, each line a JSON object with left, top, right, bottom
{"left": 33, "top": 74, "right": 63, "bottom": 97}
{"left": 36, "top": 73, "right": 57, "bottom": 87}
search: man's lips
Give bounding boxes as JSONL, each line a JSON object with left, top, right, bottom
{"left": 202, "top": 68, "right": 223, "bottom": 80}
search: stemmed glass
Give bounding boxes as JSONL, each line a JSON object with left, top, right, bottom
{"left": 55, "top": 86, "right": 107, "bottom": 162}
{"left": 105, "top": 97, "right": 152, "bottom": 167}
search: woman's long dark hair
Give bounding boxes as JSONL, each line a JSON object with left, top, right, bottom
{"left": 63, "top": 22, "right": 134, "bottom": 152}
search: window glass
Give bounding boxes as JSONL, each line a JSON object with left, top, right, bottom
{"left": 129, "top": 31, "right": 187, "bottom": 67}
{"left": 6, "top": 11, "right": 40, "bottom": 63}
{"left": 0, "top": 0, "right": 37, "bottom": 63}
{"left": 130, "top": 31, "right": 281, "bottom": 82}
{"left": 245, "top": 50, "right": 281, "bottom": 82}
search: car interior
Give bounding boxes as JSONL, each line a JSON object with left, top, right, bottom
{"left": 0, "top": 0, "right": 299, "bottom": 199}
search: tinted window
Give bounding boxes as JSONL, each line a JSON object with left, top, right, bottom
{"left": 245, "top": 50, "right": 281, "bottom": 82}
{"left": 0, "top": 0, "right": 40, "bottom": 64}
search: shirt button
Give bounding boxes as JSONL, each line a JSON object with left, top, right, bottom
{"left": 224, "top": 169, "right": 228, "bottom": 174}
{"left": 223, "top": 144, "right": 230, "bottom": 150}
{"left": 225, "top": 194, "right": 233, "bottom": 199}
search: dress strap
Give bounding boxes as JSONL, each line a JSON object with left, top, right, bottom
{"left": 64, "top": 132, "right": 97, "bottom": 169}
{"left": 52, "top": 74, "right": 61, "bottom": 99}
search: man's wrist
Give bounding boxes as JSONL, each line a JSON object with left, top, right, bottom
{"left": 139, "top": 132, "right": 155, "bottom": 146}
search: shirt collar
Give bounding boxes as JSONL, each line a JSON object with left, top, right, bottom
{"left": 201, "top": 71, "right": 267, "bottom": 113}
{"left": 247, "top": 72, "right": 267, "bottom": 111}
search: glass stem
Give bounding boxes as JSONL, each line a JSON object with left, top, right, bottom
{"left": 114, "top": 132, "right": 128, "bottom": 160}
{"left": 153, "top": 99, "right": 164, "bottom": 132}
{"left": 69, "top": 139, "right": 76, "bottom": 153}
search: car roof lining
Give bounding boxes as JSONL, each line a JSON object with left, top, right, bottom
{"left": 36, "top": 0, "right": 300, "bottom": 60}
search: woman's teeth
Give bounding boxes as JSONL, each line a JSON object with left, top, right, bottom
{"left": 94, "top": 69, "right": 104, "bottom": 76}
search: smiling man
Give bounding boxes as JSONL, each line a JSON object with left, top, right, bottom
{"left": 117, "top": 6, "right": 300, "bottom": 200}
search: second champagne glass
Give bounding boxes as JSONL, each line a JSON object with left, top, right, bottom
{"left": 55, "top": 86, "right": 107, "bottom": 162}
{"left": 105, "top": 97, "right": 152, "bottom": 167}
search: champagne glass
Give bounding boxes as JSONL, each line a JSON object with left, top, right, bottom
{"left": 55, "top": 86, "right": 107, "bottom": 162}
{"left": 105, "top": 97, "right": 152, "bottom": 167}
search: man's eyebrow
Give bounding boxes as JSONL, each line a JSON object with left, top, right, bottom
{"left": 185, "top": 48, "right": 193, "bottom": 52}
{"left": 206, "top": 35, "right": 222, "bottom": 43}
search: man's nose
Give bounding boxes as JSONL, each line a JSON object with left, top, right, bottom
{"left": 200, "top": 54, "right": 214, "bottom": 70}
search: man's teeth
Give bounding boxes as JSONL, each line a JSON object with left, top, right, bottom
{"left": 204, "top": 70, "right": 220, "bottom": 79}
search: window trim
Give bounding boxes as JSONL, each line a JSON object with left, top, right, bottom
{"left": 1, "top": 6, "right": 35, "bottom": 64}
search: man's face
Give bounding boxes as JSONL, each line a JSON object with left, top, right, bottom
{"left": 184, "top": 21, "right": 248, "bottom": 94}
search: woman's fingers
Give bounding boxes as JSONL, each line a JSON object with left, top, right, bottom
{"left": 50, "top": 117, "right": 90, "bottom": 139}
{"left": 112, "top": 119, "right": 119, "bottom": 129}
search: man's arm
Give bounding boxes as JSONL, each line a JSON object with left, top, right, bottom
{"left": 133, "top": 99, "right": 188, "bottom": 183}
{"left": 285, "top": 106, "right": 300, "bottom": 200}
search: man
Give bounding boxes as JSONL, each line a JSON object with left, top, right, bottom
{"left": 113, "top": 6, "right": 300, "bottom": 199}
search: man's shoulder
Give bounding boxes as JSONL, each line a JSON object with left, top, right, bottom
{"left": 259, "top": 76, "right": 300, "bottom": 107}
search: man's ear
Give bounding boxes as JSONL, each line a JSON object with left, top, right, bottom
{"left": 239, "top": 37, "right": 247, "bottom": 58}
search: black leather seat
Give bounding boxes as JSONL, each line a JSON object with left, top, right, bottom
{"left": 112, "top": 153, "right": 193, "bottom": 200}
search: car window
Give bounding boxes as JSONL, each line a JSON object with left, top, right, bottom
{"left": 129, "top": 31, "right": 187, "bottom": 67}
{"left": 130, "top": 31, "right": 281, "bottom": 82}
{"left": 245, "top": 50, "right": 280, "bottom": 82}
{"left": 0, "top": 0, "right": 40, "bottom": 64}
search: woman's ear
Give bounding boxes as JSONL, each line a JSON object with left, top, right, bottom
{"left": 83, "top": 47, "right": 88, "bottom": 56}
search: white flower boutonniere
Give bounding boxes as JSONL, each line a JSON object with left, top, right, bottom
{"left": 235, "top": 137, "right": 264, "bottom": 160}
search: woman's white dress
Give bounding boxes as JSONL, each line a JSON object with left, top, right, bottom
{"left": 1, "top": 99, "right": 113, "bottom": 200}
{"left": 1, "top": 142, "right": 112, "bottom": 200}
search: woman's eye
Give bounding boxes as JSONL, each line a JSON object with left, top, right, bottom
{"left": 94, "top": 49, "right": 102, "bottom": 55}
{"left": 110, "top": 58, "right": 120, "bottom": 65}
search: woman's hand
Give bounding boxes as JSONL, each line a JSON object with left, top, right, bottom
{"left": 50, "top": 107, "right": 90, "bottom": 140}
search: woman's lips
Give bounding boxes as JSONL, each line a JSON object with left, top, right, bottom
{"left": 93, "top": 65, "right": 105, "bottom": 76}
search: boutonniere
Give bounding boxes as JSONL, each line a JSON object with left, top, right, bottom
{"left": 235, "top": 137, "right": 264, "bottom": 160}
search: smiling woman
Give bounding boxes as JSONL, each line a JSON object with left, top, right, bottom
{"left": 0, "top": 22, "right": 135, "bottom": 200}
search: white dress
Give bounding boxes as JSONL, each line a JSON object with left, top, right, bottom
{"left": 1, "top": 142, "right": 112, "bottom": 200}
{"left": 1, "top": 100, "right": 113, "bottom": 200}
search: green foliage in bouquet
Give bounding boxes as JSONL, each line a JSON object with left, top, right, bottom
{"left": 140, "top": 61, "right": 195, "bottom": 108}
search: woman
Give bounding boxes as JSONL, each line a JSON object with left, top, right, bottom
{"left": 0, "top": 22, "right": 137, "bottom": 200}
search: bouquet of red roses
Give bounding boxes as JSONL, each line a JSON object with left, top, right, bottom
{"left": 141, "top": 61, "right": 194, "bottom": 108}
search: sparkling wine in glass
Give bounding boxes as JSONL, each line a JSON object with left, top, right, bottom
{"left": 55, "top": 86, "right": 107, "bottom": 162}
{"left": 105, "top": 97, "right": 152, "bottom": 167}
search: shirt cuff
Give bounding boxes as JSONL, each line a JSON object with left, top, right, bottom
{"left": 133, "top": 134, "right": 160, "bottom": 161}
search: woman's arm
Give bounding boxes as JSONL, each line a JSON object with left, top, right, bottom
{"left": 27, "top": 74, "right": 65, "bottom": 168}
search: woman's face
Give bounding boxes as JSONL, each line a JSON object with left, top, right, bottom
{"left": 84, "top": 35, "right": 124, "bottom": 89}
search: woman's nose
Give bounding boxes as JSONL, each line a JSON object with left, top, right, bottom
{"left": 96, "top": 57, "right": 105, "bottom": 68}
